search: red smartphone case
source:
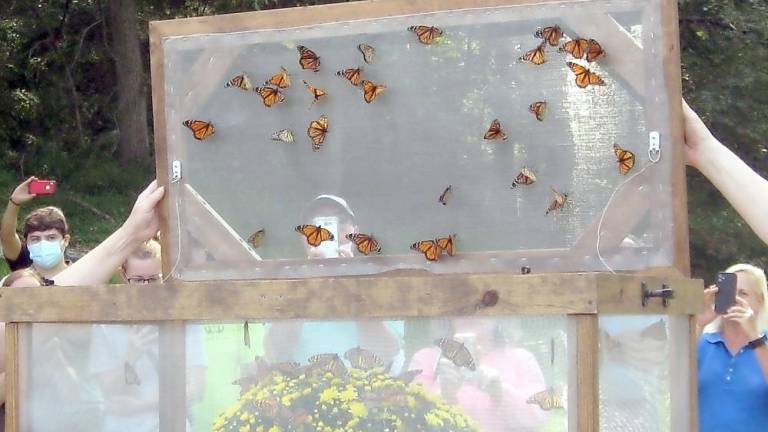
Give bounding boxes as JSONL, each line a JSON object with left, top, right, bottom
{"left": 28, "top": 180, "right": 57, "bottom": 195}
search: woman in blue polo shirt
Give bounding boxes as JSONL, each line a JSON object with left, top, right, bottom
{"left": 697, "top": 264, "right": 768, "bottom": 432}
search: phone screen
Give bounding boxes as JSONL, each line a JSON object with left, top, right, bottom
{"left": 311, "top": 216, "right": 339, "bottom": 258}
{"left": 715, "top": 272, "right": 738, "bottom": 315}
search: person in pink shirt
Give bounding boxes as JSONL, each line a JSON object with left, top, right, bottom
{"left": 408, "top": 317, "right": 550, "bottom": 432}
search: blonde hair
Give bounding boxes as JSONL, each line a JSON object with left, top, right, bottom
{"left": 122, "top": 239, "right": 162, "bottom": 269}
{"left": 703, "top": 263, "right": 768, "bottom": 333}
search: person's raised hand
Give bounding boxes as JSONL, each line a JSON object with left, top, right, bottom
{"left": 122, "top": 180, "right": 165, "bottom": 243}
{"left": 724, "top": 296, "right": 761, "bottom": 340}
{"left": 10, "top": 177, "right": 38, "bottom": 206}
{"left": 682, "top": 99, "right": 717, "bottom": 169}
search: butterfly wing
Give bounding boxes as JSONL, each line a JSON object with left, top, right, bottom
{"left": 265, "top": 66, "right": 291, "bottom": 89}
{"left": 535, "top": 25, "right": 563, "bottom": 46}
{"left": 271, "top": 128, "right": 295, "bottom": 143}
{"left": 408, "top": 25, "right": 442, "bottom": 44}
{"left": 520, "top": 42, "right": 547, "bottom": 65}
{"left": 297, "top": 45, "right": 320, "bottom": 72}
{"left": 225, "top": 73, "right": 252, "bottom": 91}
{"left": 512, "top": 167, "right": 537, "bottom": 187}
{"left": 567, "top": 62, "right": 604, "bottom": 88}
{"left": 586, "top": 39, "right": 606, "bottom": 62}
{"left": 484, "top": 119, "right": 508, "bottom": 140}
{"left": 358, "top": 43, "right": 375, "bottom": 64}
{"left": 546, "top": 188, "right": 568, "bottom": 214}
{"left": 183, "top": 120, "right": 215, "bottom": 141}
{"left": 435, "top": 235, "right": 454, "bottom": 256}
{"left": 613, "top": 143, "right": 636, "bottom": 175}
{"left": 295, "top": 224, "right": 334, "bottom": 247}
{"left": 436, "top": 338, "right": 475, "bottom": 371}
{"left": 346, "top": 233, "right": 381, "bottom": 255}
{"left": 247, "top": 229, "right": 265, "bottom": 248}
{"left": 255, "top": 86, "right": 285, "bottom": 107}
{"left": 307, "top": 115, "right": 329, "bottom": 151}
{"left": 559, "top": 39, "right": 589, "bottom": 58}
{"left": 411, "top": 240, "right": 440, "bottom": 261}
{"left": 336, "top": 67, "right": 363, "bottom": 86}
{"left": 362, "top": 80, "right": 386, "bottom": 103}
{"left": 529, "top": 101, "right": 547, "bottom": 121}
{"left": 303, "top": 80, "right": 327, "bottom": 103}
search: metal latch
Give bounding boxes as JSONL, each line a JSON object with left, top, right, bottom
{"left": 648, "top": 131, "right": 661, "bottom": 163}
{"left": 171, "top": 160, "right": 182, "bottom": 183}
{"left": 641, "top": 282, "right": 674, "bottom": 307}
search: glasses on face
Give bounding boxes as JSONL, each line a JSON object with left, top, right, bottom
{"left": 126, "top": 275, "right": 162, "bottom": 285}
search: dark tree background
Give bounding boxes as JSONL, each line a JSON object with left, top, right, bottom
{"left": 0, "top": 0, "right": 765, "bottom": 280}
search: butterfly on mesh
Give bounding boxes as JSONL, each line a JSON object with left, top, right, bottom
{"left": 303, "top": 80, "right": 327, "bottom": 105}
{"left": 534, "top": 25, "right": 563, "bottom": 46}
{"left": 307, "top": 114, "right": 328, "bottom": 151}
{"left": 408, "top": 25, "right": 443, "bottom": 45}
{"left": 254, "top": 85, "right": 285, "bottom": 107}
{"left": 484, "top": 119, "right": 508, "bottom": 141}
{"left": 511, "top": 167, "right": 537, "bottom": 188}
{"left": 546, "top": 188, "right": 568, "bottom": 215}
{"left": 271, "top": 128, "right": 295, "bottom": 143}
{"left": 435, "top": 337, "right": 476, "bottom": 371}
{"left": 336, "top": 67, "right": 363, "bottom": 86}
{"left": 358, "top": 43, "right": 375, "bottom": 64}
{"left": 344, "top": 346, "right": 384, "bottom": 370}
{"left": 264, "top": 66, "right": 291, "bottom": 89}
{"left": 529, "top": 101, "right": 547, "bottom": 121}
{"left": 520, "top": 42, "right": 547, "bottom": 65}
{"left": 224, "top": 73, "right": 253, "bottom": 91}
{"left": 613, "top": 143, "right": 636, "bottom": 175}
{"left": 346, "top": 233, "right": 381, "bottom": 255}
{"left": 308, "top": 353, "right": 348, "bottom": 378}
{"left": 438, "top": 185, "right": 452, "bottom": 205}
{"left": 526, "top": 387, "right": 565, "bottom": 410}
{"left": 295, "top": 224, "right": 334, "bottom": 247}
{"left": 296, "top": 45, "right": 320, "bottom": 71}
{"left": 436, "top": 234, "right": 455, "bottom": 257}
{"left": 411, "top": 239, "right": 441, "bottom": 262}
{"left": 362, "top": 80, "right": 386, "bottom": 103}
{"left": 247, "top": 229, "right": 265, "bottom": 248}
{"left": 560, "top": 38, "right": 605, "bottom": 63}
{"left": 566, "top": 62, "right": 605, "bottom": 88}
{"left": 183, "top": 120, "right": 215, "bottom": 141}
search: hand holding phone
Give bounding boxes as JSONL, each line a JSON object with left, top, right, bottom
{"left": 28, "top": 179, "right": 57, "bottom": 195}
{"left": 714, "top": 272, "right": 737, "bottom": 315}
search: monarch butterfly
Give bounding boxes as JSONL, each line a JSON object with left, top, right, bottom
{"left": 520, "top": 42, "right": 547, "bottom": 65}
{"left": 546, "top": 188, "right": 568, "bottom": 215}
{"left": 303, "top": 80, "right": 327, "bottom": 105}
{"left": 247, "top": 229, "right": 265, "bottom": 248}
{"left": 397, "top": 369, "right": 423, "bottom": 384}
{"left": 362, "top": 80, "right": 386, "bottom": 103}
{"left": 534, "top": 25, "right": 563, "bottom": 46}
{"left": 408, "top": 25, "right": 443, "bottom": 45}
{"left": 613, "top": 143, "right": 635, "bottom": 175}
{"left": 309, "top": 353, "right": 348, "bottom": 378}
{"left": 566, "top": 62, "right": 605, "bottom": 88}
{"left": 224, "top": 72, "right": 253, "bottom": 91}
{"left": 295, "top": 224, "right": 334, "bottom": 247}
{"left": 526, "top": 387, "right": 565, "bottom": 410}
{"left": 297, "top": 45, "right": 320, "bottom": 72}
{"left": 484, "top": 119, "right": 508, "bottom": 141}
{"left": 511, "top": 167, "right": 537, "bottom": 188}
{"left": 560, "top": 39, "right": 605, "bottom": 62}
{"left": 346, "top": 233, "right": 382, "bottom": 255}
{"left": 124, "top": 362, "right": 141, "bottom": 385}
{"left": 521, "top": 266, "right": 532, "bottom": 275}
{"left": 585, "top": 39, "right": 605, "bottom": 62}
{"left": 307, "top": 114, "right": 329, "bottom": 151}
{"left": 439, "top": 185, "right": 452, "bottom": 205}
{"left": 265, "top": 66, "right": 291, "bottom": 89}
{"left": 344, "top": 346, "right": 383, "bottom": 370}
{"left": 271, "top": 128, "right": 295, "bottom": 143}
{"left": 183, "top": 120, "right": 215, "bottom": 141}
{"left": 336, "top": 67, "right": 363, "bottom": 86}
{"left": 411, "top": 239, "right": 441, "bottom": 262}
{"left": 435, "top": 337, "right": 476, "bottom": 371}
{"left": 254, "top": 85, "right": 285, "bottom": 107}
{"left": 255, "top": 398, "right": 280, "bottom": 417}
{"left": 529, "top": 101, "right": 547, "bottom": 121}
{"left": 436, "top": 234, "right": 455, "bottom": 257}
{"left": 271, "top": 361, "right": 301, "bottom": 375}
{"left": 358, "top": 43, "right": 375, "bottom": 64}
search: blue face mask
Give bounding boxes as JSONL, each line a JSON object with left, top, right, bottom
{"left": 28, "top": 240, "right": 64, "bottom": 269}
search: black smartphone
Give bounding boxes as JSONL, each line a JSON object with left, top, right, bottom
{"left": 714, "top": 272, "right": 738, "bottom": 314}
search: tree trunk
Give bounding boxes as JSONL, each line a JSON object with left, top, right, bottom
{"left": 108, "top": 0, "right": 150, "bottom": 164}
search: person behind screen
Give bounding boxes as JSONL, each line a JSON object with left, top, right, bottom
{"left": 408, "top": 317, "right": 549, "bottom": 431}
{"left": 0, "top": 178, "right": 70, "bottom": 278}
{"left": 683, "top": 100, "right": 768, "bottom": 246}
{"left": 88, "top": 239, "right": 207, "bottom": 432}
{"left": 262, "top": 194, "right": 402, "bottom": 368}
{"left": 695, "top": 263, "right": 768, "bottom": 432}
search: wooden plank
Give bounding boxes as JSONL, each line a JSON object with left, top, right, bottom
{"left": 5, "top": 323, "right": 19, "bottom": 432}
{"left": 596, "top": 273, "right": 703, "bottom": 314}
{"left": 0, "top": 273, "right": 602, "bottom": 322}
{"left": 158, "top": 322, "right": 187, "bottom": 432}
{"left": 573, "top": 315, "right": 599, "bottom": 432}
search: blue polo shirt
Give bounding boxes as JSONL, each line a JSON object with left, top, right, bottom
{"left": 698, "top": 332, "right": 768, "bottom": 432}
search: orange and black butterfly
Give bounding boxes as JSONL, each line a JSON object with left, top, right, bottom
{"left": 225, "top": 73, "right": 253, "bottom": 91}
{"left": 255, "top": 398, "right": 280, "bottom": 417}
{"left": 254, "top": 85, "right": 285, "bottom": 107}
{"left": 307, "top": 114, "right": 328, "bottom": 151}
{"left": 613, "top": 143, "right": 635, "bottom": 175}
{"left": 484, "top": 119, "right": 508, "bottom": 141}
{"left": 346, "top": 233, "right": 381, "bottom": 255}
{"left": 529, "top": 101, "right": 547, "bottom": 121}
{"left": 435, "top": 337, "right": 476, "bottom": 371}
{"left": 344, "top": 346, "right": 384, "bottom": 370}
{"left": 411, "top": 239, "right": 441, "bottom": 262}
{"left": 520, "top": 42, "right": 547, "bottom": 65}
{"left": 560, "top": 38, "right": 604, "bottom": 63}
{"left": 585, "top": 39, "right": 605, "bottom": 62}
{"left": 439, "top": 185, "right": 452, "bottom": 205}
{"left": 336, "top": 67, "right": 363, "bottom": 86}
{"left": 527, "top": 387, "right": 565, "bottom": 410}
{"left": 408, "top": 25, "right": 443, "bottom": 45}
{"left": 546, "top": 188, "right": 568, "bottom": 215}
{"left": 566, "top": 62, "right": 605, "bottom": 88}
{"left": 297, "top": 45, "right": 321, "bottom": 72}
{"left": 511, "top": 167, "right": 537, "bottom": 188}
{"left": 358, "top": 43, "right": 375, "bottom": 64}
{"left": 265, "top": 66, "right": 291, "bottom": 89}
{"left": 247, "top": 229, "right": 265, "bottom": 248}
{"left": 436, "top": 234, "right": 455, "bottom": 257}
{"left": 535, "top": 25, "right": 563, "bottom": 46}
{"left": 362, "top": 80, "right": 386, "bottom": 103}
{"left": 303, "top": 80, "right": 327, "bottom": 105}
{"left": 295, "top": 224, "right": 334, "bottom": 247}
{"left": 183, "top": 120, "right": 215, "bottom": 141}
